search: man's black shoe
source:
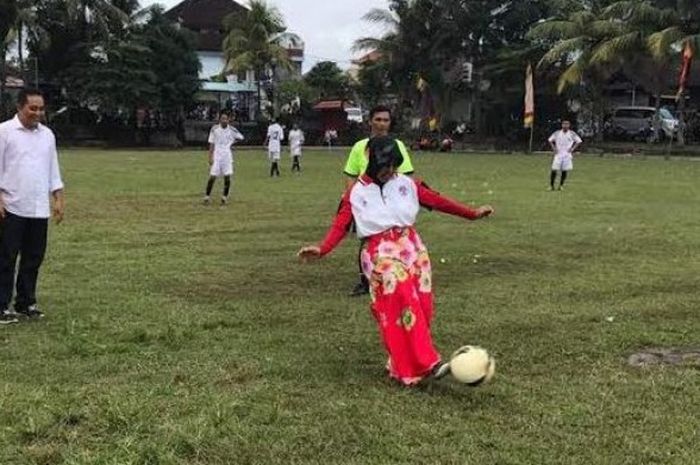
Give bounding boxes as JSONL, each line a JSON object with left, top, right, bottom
{"left": 16, "top": 305, "right": 45, "bottom": 319}
{"left": 0, "top": 309, "right": 19, "bottom": 325}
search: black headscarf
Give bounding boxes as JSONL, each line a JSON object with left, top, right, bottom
{"left": 366, "top": 136, "right": 404, "bottom": 185}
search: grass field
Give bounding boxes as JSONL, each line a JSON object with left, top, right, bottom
{"left": 1, "top": 148, "right": 699, "bottom": 465}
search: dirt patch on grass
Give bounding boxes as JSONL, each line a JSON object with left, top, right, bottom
{"left": 628, "top": 348, "right": 700, "bottom": 367}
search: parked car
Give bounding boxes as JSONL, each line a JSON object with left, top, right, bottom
{"left": 608, "top": 106, "right": 679, "bottom": 141}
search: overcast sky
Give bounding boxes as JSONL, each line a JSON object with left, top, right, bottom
{"left": 143, "top": 0, "right": 389, "bottom": 71}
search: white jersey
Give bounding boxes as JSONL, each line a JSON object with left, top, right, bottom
{"left": 548, "top": 129, "right": 582, "bottom": 157}
{"left": 267, "top": 123, "right": 284, "bottom": 153}
{"left": 349, "top": 174, "right": 420, "bottom": 239}
{"left": 208, "top": 124, "right": 243, "bottom": 176}
{"left": 208, "top": 124, "right": 244, "bottom": 158}
{"left": 289, "top": 129, "right": 305, "bottom": 156}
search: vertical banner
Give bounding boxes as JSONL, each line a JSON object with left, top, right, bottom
{"left": 677, "top": 40, "right": 694, "bottom": 100}
{"left": 524, "top": 63, "right": 535, "bottom": 128}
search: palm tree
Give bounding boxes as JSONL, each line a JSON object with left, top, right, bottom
{"left": 25, "top": 0, "right": 136, "bottom": 99}
{"left": 527, "top": 4, "right": 626, "bottom": 140}
{"left": 642, "top": 1, "right": 700, "bottom": 145}
{"left": 354, "top": 1, "right": 458, "bottom": 127}
{"left": 528, "top": 9, "right": 616, "bottom": 93}
{"left": 222, "top": 0, "right": 291, "bottom": 119}
{"left": 602, "top": 1, "right": 700, "bottom": 144}
{"left": 64, "top": 0, "right": 131, "bottom": 41}
{"left": 589, "top": 2, "right": 676, "bottom": 140}
{"left": 353, "top": 3, "right": 416, "bottom": 97}
{"left": 644, "top": 1, "right": 700, "bottom": 58}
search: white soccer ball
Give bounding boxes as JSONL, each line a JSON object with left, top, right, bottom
{"left": 449, "top": 345, "right": 496, "bottom": 386}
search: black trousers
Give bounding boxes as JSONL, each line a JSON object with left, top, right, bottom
{"left": 0, "top": 212, "right": 48, "bottom": 310}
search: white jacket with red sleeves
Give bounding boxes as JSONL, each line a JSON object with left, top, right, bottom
{"left": 319, "top": 174, "right": 482, "bottom": 256}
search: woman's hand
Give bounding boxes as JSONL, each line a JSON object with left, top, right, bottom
{"left": 477, "top": 205, "right": 494, "bottom": 218}
{"left": 298, "top": 245, "right": 322, "bottom": 262}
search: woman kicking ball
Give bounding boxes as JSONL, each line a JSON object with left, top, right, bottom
{"left": 298, "top": 136, "right": 493, "bottom": 386}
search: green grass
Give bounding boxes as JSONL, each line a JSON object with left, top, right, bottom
{"left": 1, "top": 148, "right": 699, "bottom": 465}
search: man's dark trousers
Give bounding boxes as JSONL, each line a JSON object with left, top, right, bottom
{"left": 0, "top": 211, "right": 48, "bottom": 310}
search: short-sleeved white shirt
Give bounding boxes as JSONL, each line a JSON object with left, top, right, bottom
{"left": 0, "top": 115, "right": 63, "bottom": 219}
{"left": 267, "top": 124, "right": 284, "bottom": 153}
{"left": 208, "top": 124, "right": 244, "bottom": 158}
{"left": 548, "top": 129, "right": 582, "bottom": 157}
{"left": 289, "top": 129, "right": 304, "bottom": 156}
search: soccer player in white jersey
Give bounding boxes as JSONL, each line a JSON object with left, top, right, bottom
{"left": 548, "top": 120, "right": 582, "bottom": 191}
{"left": 204, "top": 112, "right": 244, "bottom": 206}
{"left": 265, "top": 119, "right": 285, "bottom": 177}
{"left": 288, "top": 123, "right": 305, "bottom": 173}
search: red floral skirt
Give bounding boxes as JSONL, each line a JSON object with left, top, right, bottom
{"left": 361, "top": 227, "right": 441, "bottom": 385}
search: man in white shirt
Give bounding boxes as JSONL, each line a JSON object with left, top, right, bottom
{"left": 288, "top": 123, "right": 305, "bottom": 173}
{"left": 0, "top": 89, "right": 64, "bottom": 324}
{"left": 548, "top": 120, "right": 583, "bottom": 191}
{"left": 204, "top": 112, "right": 244, "bottom": 206}
{"left": 265, "top": 119, "right": 284, "bottom": 177}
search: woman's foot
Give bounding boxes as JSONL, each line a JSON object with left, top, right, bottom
{"left": 431, "top": 361, "right": 451, "bottom": 380}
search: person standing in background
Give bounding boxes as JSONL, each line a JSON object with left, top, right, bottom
{"left": 548, "top": 120, "right": 582, "bottom": 191}
{"left": 203, "top": 111, "right": 244, "bottom": 206}
{"left": 265, "top": 119, "right": 285, "bottom": 177}
{"left": 289, "top": 123, "right": 305, "bottom": 173}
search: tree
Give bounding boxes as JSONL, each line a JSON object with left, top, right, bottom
{"left": 577, "top": 0, "right": 700, "bottom": 144}
{"left": 438, "top": 0, "right": 557, "bottom": 134}
{"left": 0, "top": 0, "right": 18, "bottom": 117}
{"left": 12, "top": 0, "right": 49, "bottom": 87}
{"left": 277, "top": 79, "right": 315, "bottom": 114}
{"left": 304, "top": 61, "right": 350, "bottom": 100}
{"left": 527, "top": 1, "right": 621, "bottom": 139}
{"left": 638, "top": 0, "right": 700, "bottom": 145}
{"left": 28, "top": 0, "right": 136, "bottom": 106}
{"left": 64, "top": 0, "right": 131, "bottom": 42}
{"left": 528, "top": 6, "right": 613, "bottom": 93}
{"left": 587, "top": 2, "right": 675, "bottom": 140}
{"left": 353, "top": 0, "right": 456, "bottom": 129}
{"left": 61, "top": 40, "right": 158, "bottom": 114}
{"left": 352, "top": 0, "right": 555, "bottom": 134}
{"left": 644, "top": 0, "right": 700, "bottom": 59}
{"left": 60, "top": 6, "right": 199, "bottom": 125}
{"left": 138, "top": 7, "right": 200, "bottom": 117}
{"left": 353, "top": 1, "right": 415, "bottom": 100}
{"left": 355, "top": 59, "right": 392, "bottom": 109}
{"left": 222, "top": 0, "right": 291, "bottom": 119}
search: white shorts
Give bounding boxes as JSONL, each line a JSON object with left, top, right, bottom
{"left": 552, "top": 155, "right": 573, "bottom": 171}
{"left": 269, "top": 151, "right": 281, "bottom": 161}
{"left": 291, "top": 148, "right": 302, "bottom": 157}
{"left": 210, "top": 156, "right": 233, "bottom": 177}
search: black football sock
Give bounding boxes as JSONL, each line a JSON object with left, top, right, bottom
{"left": 223, "top": 176, "right": 231, "bottom": 197}
{"left": 560, "top": 171, "right": 568, "bottom": 187}
{"left": 550, "top": 171, "right": 557, "bottom": 189}
{"left": 205, "top": 177, "right": 216, "bottom": 196}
